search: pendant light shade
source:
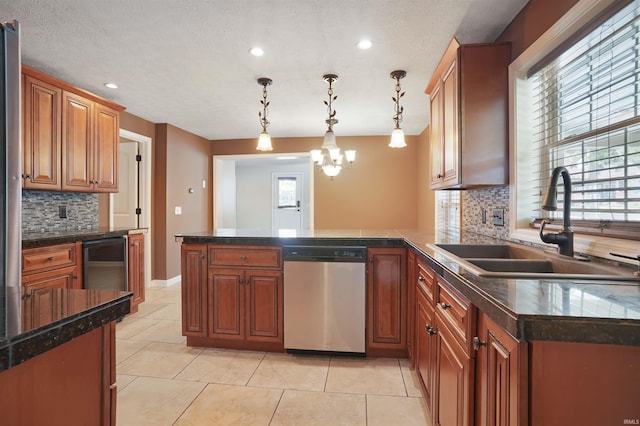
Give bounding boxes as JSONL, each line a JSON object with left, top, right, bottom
{"left": 390, "top": 127, "right": 406, "bottom": 148}
{"left": 256, "top": 77, "right": 273, "bottom": 151}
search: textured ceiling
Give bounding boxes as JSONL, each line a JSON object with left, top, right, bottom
{"left": 2, "top": 0, "right": 528, "bottom": 141}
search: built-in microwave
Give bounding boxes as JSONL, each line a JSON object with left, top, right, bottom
{"left": 82, "top": 237, "right": 128, "bottom": 291}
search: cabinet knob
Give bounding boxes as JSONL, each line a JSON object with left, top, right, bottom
{"left": 200, "top": 255, "right": 205, "bottom": 260}
{"left": 22, "top": 173, "right": 31, "bottom": 179}
{"left": 47, "top": 256, "right": 55, "bottom": 261}
{"left": 418, "top": 276, "right": 425, "bottom": 282}
{"left": 437, "top": 173, "right": 443, "bottom": 179}
{"left": 440, "top": 302, "right": 451, "bottom": 310}
{"left": 473, "top": 337, "right": 487, "bottom": 351}
{"left": 426, "top": 324, "right": 436, "bottom": 336}
{"left": 240, "top": 255, "right": 247, "bottom": 261}
{"left": 73, "top": 275, "right": 78, "bottom": 279}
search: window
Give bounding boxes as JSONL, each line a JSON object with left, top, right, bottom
{"left": 525, "top": 0, "right": 640, "bottom": 238}
{"left": 277, "top": 177, "right": 297, "bottom": 208}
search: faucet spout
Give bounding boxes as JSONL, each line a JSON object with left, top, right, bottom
{"left": 540, "top": 166, "right": 574, "bottom": 257}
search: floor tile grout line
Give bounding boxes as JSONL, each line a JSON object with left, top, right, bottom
{"left": 244, "top": 351, "right": 268, "bottom": 386}
{"left": 267, "top": 388, "right": 286, "bottom": 426}
{"left": 170, "top": 381, "right": 208, "bottom": 426}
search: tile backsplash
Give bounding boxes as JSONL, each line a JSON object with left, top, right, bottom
{"left": 462, "top": 186, "right": 510, "bottom": 240}
{"left": 22, "top": 190, "right": 98, "bottom": 233}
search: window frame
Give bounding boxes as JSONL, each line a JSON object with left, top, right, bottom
{"left": 509, "top": 0, "right": 639, "bottom": 260}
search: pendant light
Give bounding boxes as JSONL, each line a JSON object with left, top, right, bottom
{"left": 311, "top": 74, "right": 356, "bottom": 179}
{"left": 389, "top": 70, "right": 407, "bottom": 148}
{"left": 256, "top": 77, "right": 273, "bottom": 151}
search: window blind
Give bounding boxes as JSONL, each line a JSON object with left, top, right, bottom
{"left": 529, "top": 0, "right": 640, "bottom": 233}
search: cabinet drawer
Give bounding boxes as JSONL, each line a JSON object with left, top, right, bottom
{"left": 436, "top": 278, "right": 476, "bottom": 354}
{"left": 208, "top": 245, "right": 282, "bottom": 269}
{"left": 417, "top": 260, "right": 435, "bottom": 305}
{"left": 22, "top": 244, "right": 77, "bottom": 274}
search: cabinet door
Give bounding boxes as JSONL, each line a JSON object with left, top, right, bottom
{"left": 93, "top": 104, "right": 119, "bottom": 192}
{"left": 366, "top": 247, "right": 406, "bottom": 356}
{"left": 245, "top": 270, "right": 283, "bottom": 343}
{"left": 429, "top": 84, "right": 444, "bottom": 187}
{"left": 23, "top": 75, "right": 62, "bottom": 190}
{"left": 22, "top": 267, "right": 78, "bottom": 290}
{"left": 407, "top": 250, "right": 416, "bottom": 364}
{"left": 181, "top": 244, "right": 207, "bottom": 337}
{"left": 442, "top": 59, "right": 459, "bottom": 186}
{"left": 127, "top": 233, "right": 145, "bottom": 313}
{"left": 208, "top": 268, "right": 244, "bottom": 341}
{"left": 475, "top": 313, "right": 527, "bottom": 426}
{"left": 62, "top": 91, "right": 93, "bottom": 191}
{"left": 416, "top": 289, "right": 436, "bottom": 415}
{"left": 434, "top": 319, "right": 474, "bottom": 426}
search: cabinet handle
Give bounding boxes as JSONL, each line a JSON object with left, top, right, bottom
{"left": 22, "top": 173, "right": 31, "bottom": 179}
{"left": 473, "top": 337, "right": 486, "bottom": 351}
{"left": 200, "top": 255, "right": 205, "bottom": 260}
{"left": 47, "top": 256, "right": 55, "bottom": 261}
{"left": 426, "top": 324, "right": 436, "bottom": 336}
{"left": 240, "top": 255, "right": 247, "bottom": 261}
{"left": 418, "top": 276, "right": 425, "bottom": 282}
{"left": 437, "top": 173, "right": 443, "bottom": 179}
{"left": 239, "top": 279, "right": 244, "bottom": 284}
{"left": 73, "top": 275, "right": 78, "bottom": 279}
{"left": 440, "top": 302, "right": 451, "bottom": 310}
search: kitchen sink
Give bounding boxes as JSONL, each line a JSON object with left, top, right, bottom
{"left": 428, "top": 243, "right": 639, "bottom": 281}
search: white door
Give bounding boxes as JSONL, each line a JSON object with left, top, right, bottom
{"left": 113, "top": 141, "right": 139, "bottom": 228}
{"left": 272, "top": 173, "right": 303, "bottom": 231}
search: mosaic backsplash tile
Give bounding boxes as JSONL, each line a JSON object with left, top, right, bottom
{"left": 462, "top": 186, "right": 511, "bottom": 240}
{"left": 22, "top": 190, "right": 99, "bottom": 233}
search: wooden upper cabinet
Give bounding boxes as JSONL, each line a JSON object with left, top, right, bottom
{"left": 22, "top": 66, "right": 124, "bottom": 193}
{"left": 426, "top": 38, "right": 510, "bottom": 189}
{"left": 62, "top": 91, "right": 93, "bottom": 191}
{"left": 23, "top": 75, "right": 62, "bottom": 190}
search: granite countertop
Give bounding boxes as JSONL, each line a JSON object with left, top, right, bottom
{"left": 22, "top": 227, "right": 147, "bottom": 248}
{"left": 0, "top": 287, "right": 131, "bottom": 372}
{"left": 178, "top": 228, "right": 640, "bottom": 345}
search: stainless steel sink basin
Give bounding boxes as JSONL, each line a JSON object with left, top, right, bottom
{"left": 428, "top": 243, "right": 639, "bottom": 281}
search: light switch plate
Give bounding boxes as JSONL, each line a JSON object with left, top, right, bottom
{"left": 493, "top": 209, "right": 505, "bottom": 226}
{"left": 175, "top": 206, "right": 182, "bottom": 215}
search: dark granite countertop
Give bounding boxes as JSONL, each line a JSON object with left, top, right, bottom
{"left": 0, "top": 287, "right": 131, "bottom": 372}
{"left": 22, "top": 227, "right": 147, "bottom": 248}
{"left": 178, "top": 228, "right": 640, "bottom": 345}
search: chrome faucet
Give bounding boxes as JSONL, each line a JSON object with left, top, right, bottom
{"left": 539, "top": 166, "right": 574, "bottom": 257}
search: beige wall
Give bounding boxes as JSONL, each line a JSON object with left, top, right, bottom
{"left": 416, "top": 126, "right": 435, "bottom": 230}
{"left": 211, "top": 134, "right": 426, "bottom": 229}
{"left": 154, "top": 124, "right": 211, "bottom": 280}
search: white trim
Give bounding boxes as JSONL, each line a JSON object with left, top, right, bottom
{"left": 508, "top": 0, "right": 638, "bottom": 262}
{"left": 150, "top": 275, "right": 182, "bottom": 288}
{"left": 111, "top": 129, "right": 153, "bottom": 290}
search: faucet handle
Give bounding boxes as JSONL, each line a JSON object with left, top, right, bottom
{"left": 539, "top": 219, "right": 550, "bottom": 241}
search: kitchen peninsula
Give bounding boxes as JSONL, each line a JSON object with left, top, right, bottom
{"left": 179, "top": 228, "right": 640, "bottom": 425}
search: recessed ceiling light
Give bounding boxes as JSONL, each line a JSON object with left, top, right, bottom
{"left": 358, "top": 39, "right": 372, "bottom": 50}
{"left": 104, "top": 82, "right": 118, "bottom": 89}
{"left": 250, "top": 47, "right": 264, "bottom": 57}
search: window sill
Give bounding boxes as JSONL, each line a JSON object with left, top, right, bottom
{"left": 510, "top": 228, "right": 639, "bottom": 266}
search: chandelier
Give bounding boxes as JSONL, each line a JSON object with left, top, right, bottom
{"left": 256, "top": 77, "right": 273, "bottom": 151}
{"left": 310, "top": 74, "right": 356, "bottom": 178}
{"left": 389, "top": 70, "right": 407, "bottom": 148}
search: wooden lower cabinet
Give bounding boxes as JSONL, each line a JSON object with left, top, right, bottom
{"left": 474, "top": 312, "right": 528, "bottom": 426}
{"left": 127, "top": 233, "right": 145, "bottom": 313}
{"left": 181, "top": 244, "right": 208, "bottom": 337}
{"left": 366, "top": 247, "right": 407, "bottom": 357}
{"left": 407, "top": 250, "right": 416, "bottom": 364}
{"left": 0, "top": 323, "right": 117, "bottom": 426}
{"left": 416, "top": 282, "right": 437, "bottom": 413}
{"left": 21, "top": 242, "right": 82, "bottom": 290}
{"left": 434, "top": 318, "right": 474, "bottom": 426}
{"left": 181, "top": 243, "right": 284, "bottom": 352}
{"left": 209, "top": 268, "right": 283, "bottom": 347}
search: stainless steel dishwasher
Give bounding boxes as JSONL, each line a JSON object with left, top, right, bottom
{"left": 283, "top": 245, "right": 366, "bottom": 354}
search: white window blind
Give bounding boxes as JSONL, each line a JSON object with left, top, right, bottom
{"left": 530, "top": 0, "right": 640, "bottom": 228}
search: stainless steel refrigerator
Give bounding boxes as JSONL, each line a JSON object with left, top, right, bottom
{"left": 1, "top": 20, "right": 21, "bottom": 339}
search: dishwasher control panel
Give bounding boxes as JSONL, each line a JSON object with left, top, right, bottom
{"left": 283, "top": 246, "right": 366, "bottom": 262}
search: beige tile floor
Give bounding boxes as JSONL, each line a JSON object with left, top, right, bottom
{"left": 116, "top": 284, "right": 430, "bottom": 426}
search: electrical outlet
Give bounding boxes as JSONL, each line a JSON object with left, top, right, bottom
{"left": 59, "top": 205, "right": 67, "bottom": 219}
{"left": 492, "top": 209, "right": 505, "bottom": 226}
{"left": 175, "top": 206, "right": 182, "bottom": 215}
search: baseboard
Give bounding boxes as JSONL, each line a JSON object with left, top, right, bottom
{"left": 149, "top": 275, "right": 181, "bottom": 288}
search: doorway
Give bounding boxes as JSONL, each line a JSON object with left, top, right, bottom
{"left": 213, "top": 153, "right": 313, "bottom": 231}
{"left": 109, "top": 129, "right": 151, "bottom": 287}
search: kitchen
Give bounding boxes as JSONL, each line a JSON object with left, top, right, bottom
{"left": 2, "top": 0, "right": 640, "bottom": 425}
